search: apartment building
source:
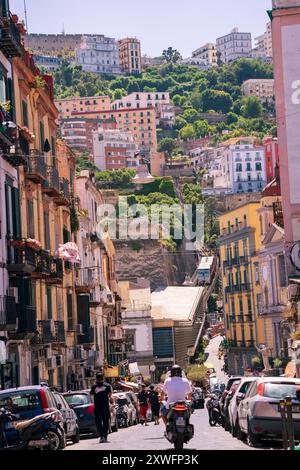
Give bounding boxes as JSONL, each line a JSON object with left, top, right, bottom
{"left": 263, "top": 136, "right": 279, "bottom": 183}
{"left": 55, "top": 96, "right": 111, "bottom": 120}
{"left": 71, "top": 107, "right": 157, "bottom": 159}
{"left": 255, "top": 22, "right": 273, "bottom": 58}
{"left": 118, "top": 38, "right": 142, "bottom": 74}
{"left": 191, "top": 43, "right": 217, "bottom": 66}
{"left": 60, "top": 117, "right": 116, "bottom": 154}
{"left": 242, "top": 79, "right": 275, "bottom": 102}
{"left": 218, "top": 202, "right": 266, "bottom": 375}
{"left": 220, "top": 137, "right": 266, "bottom": 193}
{"left": 75, "top": 35, "right": 121, "bottom": 74}
{"left": 33, "top": 54, "right": 62, "bottom": 72}
{"left": 92, "top": 127, "right": 138, "bottom": 171}
{"left": 216, "top": 28, "right": 252, "bottom": 63}
{"left": 111, "top": 92, "right": 175, "bottom": 129}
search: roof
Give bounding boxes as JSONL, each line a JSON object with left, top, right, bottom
{"left": 198, "top": 257, "right": 214, "bottom": 270}
{"left": 151, "top": 286, "right": 204, "bottom": 322}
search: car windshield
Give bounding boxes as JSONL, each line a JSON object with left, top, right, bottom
{"left": 117, "top": 398, "right": 128, "bottom": 407}
{"left": 264, "top": 383, "right": 300, "bottom": 399}
{"left": 0, "top": 391, "right": 42, "bottom": 411}
{"left": 64, "top": 394, "right": 89, "bottom": 406}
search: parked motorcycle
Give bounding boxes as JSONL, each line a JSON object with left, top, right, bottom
{"left": 115, "top": 405, "right": 129, "bottom": 428}
{"left": 0, "top": 408, "right": 64, "bottom": 451}
{"left": 165, "top": 401, "right": 194, "bottom": 451}
{"left": 206, "top": 394, "right": 222, "bottom": 426}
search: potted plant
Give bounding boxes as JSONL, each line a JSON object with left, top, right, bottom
{"left": 273, "top": 358, "right": 283, "bottom": 369}
{"left": 251, "top": 356, "right": 263, "bottom": 371}
{"left": 26, "top": 238, "right": 42, "bottom": 251}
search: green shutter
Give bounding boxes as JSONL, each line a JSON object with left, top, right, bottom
{"left": 27, "top": 200, "right": 34, "bottom": 238}
{"left": 22, "top": 100, "right": 28, "bottom": 127}
{"left": 46, "top": 287, "right": 52, "bottom": 320}
{"left": 12, "top": 187, "right": 21, "bottom": 238}
{"left": 44, "top": 212, "right": 50, "bottom": 250}
{"left": 40, "top": 121, "right": 45, "bottom": 151}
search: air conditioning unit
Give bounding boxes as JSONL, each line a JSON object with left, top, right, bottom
{"left": 46, "top": 357, "right": 56, "bottom": 369}
{"left": 8, "top": 287, "right": 18, "bottom": 303}
{"left": 287, "top": 284, "right": 298, "bottom": 301}
{"left": 76, "top": 324, "right": 83, "bottom": 335}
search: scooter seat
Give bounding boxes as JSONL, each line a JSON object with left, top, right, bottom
{"left": 14, "top": 413, "right": 52, "bottom": 431}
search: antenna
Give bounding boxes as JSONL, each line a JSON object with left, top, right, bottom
{"left": 62, "top": 23, "right": 65, "bottom": 35}
{"left": 23, "top": 0, "right": 29, "bottom": 33}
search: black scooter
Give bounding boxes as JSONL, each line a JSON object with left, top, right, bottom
{"left": 206, "top": 395, "right": 222, "bottom": 426}
{"left": 0, "top": 408, "right": 64, "bottom": 451}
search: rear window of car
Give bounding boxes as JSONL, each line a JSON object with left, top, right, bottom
{"left": 239, "top": 381, "right": 253, "bottom": 394}
{"left": 117, "top": 398, "right": 128, "bottom": 407}
{"left": 64, "top": 394, "right": 90, "bottom": 406}
{"left": 264, "top": 383, "right": 300, "bottom": 399}
{"left": 0, "top": 391, "right": 42, "bottom": 411}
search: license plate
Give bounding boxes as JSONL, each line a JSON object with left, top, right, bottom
{"left": 28, "top": 440, "right": 49, "bottom": 448}
{"left": 176, "top": 417, "right": 185, "bottom": 426}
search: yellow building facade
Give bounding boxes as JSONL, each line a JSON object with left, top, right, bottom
{"left": 219, "top": 202, "right": 266, "bottom": 375}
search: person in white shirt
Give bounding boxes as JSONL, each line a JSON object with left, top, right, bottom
{"left": 160, "top": 365, "right": 192, "bottom": 425}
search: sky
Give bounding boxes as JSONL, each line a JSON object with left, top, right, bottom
{"left": 10, "top": 0, "right": 271, "bottom": 57}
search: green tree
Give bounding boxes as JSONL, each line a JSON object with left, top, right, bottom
{"left": 157, "top": 137, "right": 177, "bottom": 156}
{"left": 159, "top": 179, "right": 176, "bottom": 197}
{"left": 240, "top": 96, "right": 263, "bottom": 119}
{"left": 113, "top": 88, "right": 127, "bottom": 100}
{"left": 162, "top": 47, "right": 182, "bottom": 64}
{"left": 179, "top": 124, "right": 196, "bottom": 140}
{"left": 194, "top": 119, "right": 210, "bottom": 138}
{"left": 201, "top": 89, "right": 233, "bottom": 114}
{"left": 190, "top": 91, "right": 203, "bottom": 111}
{"left": 182, "top": 108, "right": 200, "bottom": 123}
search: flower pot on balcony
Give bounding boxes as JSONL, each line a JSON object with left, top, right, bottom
{"left": 8, "top": 239, "right": 25, "bottom": 248}
{"left": 26, "top": 239, "right": 42, "bottom": 252}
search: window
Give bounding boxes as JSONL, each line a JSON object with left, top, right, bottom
{"left": 231, "top": 300, "right": 235, "bottom": 320}
{"left": 278, "top": 255, "right": 287, "bottom": 287}
{"left": 40, "top": 121, "right": 45, "bottom": 151}
{"left": 22, "top": 99, "right": 29, "bottom": 127}
{"left": 46, "top": 286, "right": 52, "bottom": 320}
{"left": 256, "top": 163, "right": 262, "bottom": 171}
{"left": 44, "top": 212, "right": 50, "bottom": 250}
{"left": 246, "top": 163, "right": 251, "bottom": 172}
{"left": 67, "top": 294, "right": 73, "bottom": 331}
{"left": 239, "top": 298, "right": 243, "bottom": 315}
{"left": 27, "top": 200, "right": 34, "bottom": 238}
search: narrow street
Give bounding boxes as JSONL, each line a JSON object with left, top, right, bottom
{"left": 67, "top": 409, "right": 252, "bottom": 451}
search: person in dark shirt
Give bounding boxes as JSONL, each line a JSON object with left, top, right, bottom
{"left": 137, "top": 384, "right": 149, "bottom": 426}
{"left": 90, "top": 373, "right": 113, "bottom": 443}
{"left": 149, "top": 385, "right": 160, "bottom": 425}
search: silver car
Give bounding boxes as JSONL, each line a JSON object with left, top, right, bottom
{"left": 238, "top": 377, "right": 300, "bottom": 447}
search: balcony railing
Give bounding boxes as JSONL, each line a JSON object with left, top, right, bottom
{"left": 223, "top": 255, "right": 249, "bottom": 269}
{"left": 31, "top": 320, "right": 66, "bottom": 345}
{"left": 53, "top": 178, "right": 70, "bottom": 207}
{"left": 55, "top": 321, "right": 66, "bottom": 343}
{"left": 46, "top": 259, "right": 63, "bottom": 284}
{"left": 221, "top": 222, "right": 248, "bottom": 236}
{"left": 32, "top": 251, "right": 52, "bottom": 279}
{"left": 0, "top": 13, "right": 22, "bottom": 58}
{"left": 14, "top": 305, "right": 37, "bottom": 338}
{"left": 0, "top": 296, "right": 17, "bottom": 330}
{"left": 24, "top": 155, "right": 47, "bottom": 183}
{"left": 75, "top": 268, "right": 99, "bottom": 294}
{"left": 7, "top": 245, "right": 37, "bottom": 274}
{"left": 77, "top": 326, "right": 95, "bottom": 345}
{"left": 42, "top": 166, "right": 60, "bottom": 197}
{"left": 225, "top": 283, "right": 252, "bottom": 294}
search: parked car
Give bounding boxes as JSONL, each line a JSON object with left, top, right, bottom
{"left": 228, "top": 377, "right": 257, "bottom": 438}
{"left": 113, "top": 393, "right": 137, "bottom": 426}
{"left": 220, "top": 376, "right": 242, "bottom": 427}
{"left": 0, "top": 386, "right": 65, "bottom": 449}
{"left": 238, "top": 377, "right": 300, "bottom": 447}
{"left": 222, "top": 380, "right": 241, "bottom": 431}
{"left": 63, "top": 390, "right": 118, "bottom": 437}
{"left": 52, "top": 391, "right": 80, "bottom": 444}
{"left": 125, "top": 391, "right": 140, "bottom": 423}
{"left": 192, "top": 388, "right": 205, "bottom": 409}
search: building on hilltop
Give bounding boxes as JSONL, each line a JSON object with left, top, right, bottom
{"left": 216, "top": 28, "right": 252, "bottom": 63}
{"left": 241, "top": 79, "right": 275, "bottom": 102}
{"left": 118, "top": 38, "right": 142, "bottom": 74}
{"left": 75, "top": 35, "right": 121, "bottom": 75}
{"left": 191, "top": 43, "right": 217, "bottom": 67}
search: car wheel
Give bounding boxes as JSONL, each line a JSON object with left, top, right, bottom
{"left": 71, "top": 426, "right": 80, "bottom": 444}
{"left": 46, "top": 430, "right": 63, "bottom": 451}
{"left": 235, "top": 419, "right": 246, "bottom": 441}
{"left": 247, "top": 420, "right": 261, "bottom": 448}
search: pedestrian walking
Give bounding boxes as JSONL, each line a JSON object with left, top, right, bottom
{"left": 149, "top": 385, "right": 160, "bottom": 425}
{"left": 137, "top": 384, "right": 150, "bottom": 426}
{"left": 90, "top": 373, "right": 113, "bottom": 443}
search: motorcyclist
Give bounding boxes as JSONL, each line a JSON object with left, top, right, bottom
{"left": 160, "top": 365, "right": 192, "bottom": 425}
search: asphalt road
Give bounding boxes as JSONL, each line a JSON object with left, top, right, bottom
{"left": 67, "top": 408, "right": 252, "bottom": 451}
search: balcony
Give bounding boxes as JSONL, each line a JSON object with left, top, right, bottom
{"left": 7, "top": 245, "right": 37, "bottom": 275}
{"left": 32, "top": 251, "right": 52, "bottom": 280}
{"left": 0, "top": 14, "right": 22, "bottom": 58}
{"left": 77, "top": 326, "right": 95, "bottom": 346}
{"left": 109, "top": 326, "right": 124, "bottom": 341}
{"left": 31, "top": 320, "right": 66, "bottom": 346}
{"left": 9, "top": 305, "right": 37, "bottom": 339}
{"left": 24, "top": 154, "right": 47, "bottom": 184}
{"left": 42, "top": 166, "right": 60, "bottom": 197}
{"left": 0, "top": 296, "right": 17, "bottom": 331}
{"left": 225, "top": 283, "right": 252, "bottom": 294}
{"left": 53, "top": 178, "right": 70, "bottom": 207}
{"left": 75, "top": 268, "right": 97, "bottom": 294}
{"left": 221, "top": 222, "right": 248, "bottom": 236}
{"left": 46, "top": 259, "right": 63, "bottom": 285}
